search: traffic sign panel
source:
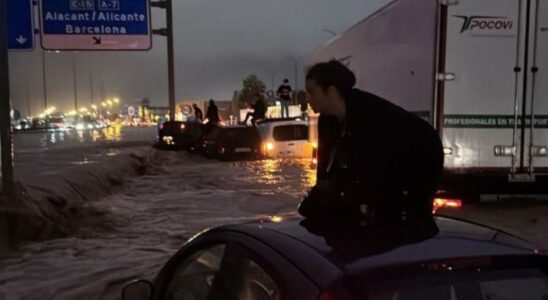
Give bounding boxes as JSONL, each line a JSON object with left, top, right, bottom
{"left": 7, "top": 0, "right": 35, "bottom": 50}
{"left": 39, "top": 0, "right": 151, "bottom": 51}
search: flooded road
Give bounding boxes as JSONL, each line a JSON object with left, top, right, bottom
{"left": 0, "top": 151, "right": 315, "bottom": 299}
{"left": 11, "top": 127, "right": 156, "bottom": 180}
{"left": 1, "top": 144, "right": 547, "bottom": 300}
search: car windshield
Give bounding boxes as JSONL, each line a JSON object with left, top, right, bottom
{"left": 346, "top": 265, "right": 548, "bottom": 300}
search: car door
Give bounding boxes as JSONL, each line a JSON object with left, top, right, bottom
{"left": 153, "top": 232, "right": 318, "bottom": 300}
{"left": 272, "top": 125, "right": 296, "bottom": 157}
{"left": 154, "top": 243, "right": 227, "bottom": 300}
{"left": 212, "top": 241, "right": 318, "bottom": 300}
{"left": 293, "top": 124, "right": 311, "bottom": 158}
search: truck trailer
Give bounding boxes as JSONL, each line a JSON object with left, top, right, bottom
{"left": 308, "top": 0, "right": 548, "bottom": 201}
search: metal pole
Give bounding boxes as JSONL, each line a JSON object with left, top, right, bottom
{"left": 89, "top": 54, "right": 94, "bottom": 104}
{"left": 166, "top": 0, "right": 176, "bottom": 121}
{"left": 100, "top": 69, "right": 105, "bottom": 103}
{"left": 42, "top": 51, "right": 48, "bottom": 110}
{"left": 0, "top": 0, "right": 15, "bottom": 196}
{"left": 72, "top": 52, "right": 78, "bottom": 110}
{"left": 26, "top": 86, "right": 31, "bottom": 117}
{"left": 294, "top": 60, "right": 298, "bottom": 92}
{"left": 289, "top": 55, "right": 298, "bottom": 92}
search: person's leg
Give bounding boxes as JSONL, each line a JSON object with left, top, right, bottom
{"left": 242, "top": 112, "right": 253, "bottom": 125}
{"left": 282, "top": 100, "right": 289, "bottom": 118}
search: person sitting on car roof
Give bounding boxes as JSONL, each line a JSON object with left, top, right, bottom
{"left": 242, "top": 98, "right": 267, "bottom": 126}
{"left": 298, "top": 60, "right": 444, "bottom": 224}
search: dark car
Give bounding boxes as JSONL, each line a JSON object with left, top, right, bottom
{"left": 216, "top": 126, "right": 262, "bottom": 161}
{"left": 199, "top": 125, "right": 222, "bottom": 158}
{"left": 122, "top": 215, "right": 548, "bottom": 300}
{"left": 158, "top": 121, "right": 202, "bottom": 150}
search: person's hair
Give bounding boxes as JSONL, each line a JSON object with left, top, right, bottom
{"left": 306, "top": 60, "right": 356, "bottom": 93}
{"left": 209, "top": 99, "right": 215, "bottom": 104}
{"left": 283, "top": 79, "right": 289, "bottom": 83}
{"left": 192, "top": 103, "right": 197, "bottom": 107}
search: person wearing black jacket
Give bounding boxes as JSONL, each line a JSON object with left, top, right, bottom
{"left": 205, "top": 99, "right": 220, "bottom": 124}
{"left": 203, "top": 99, "right": 221, "bottom": 136}
{"left": 192, "top": 103, "right": 203, "bottom": 122}
{"left": 298, "top": 60, "right": 444, "bottom": 224}
{"left": 243, "top": 98, "right": 267, "bottom": 126}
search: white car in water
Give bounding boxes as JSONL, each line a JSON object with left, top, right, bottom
{"left": 256, "top": 119, "right": 315, "bottom": 159}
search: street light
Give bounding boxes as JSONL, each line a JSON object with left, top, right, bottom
{"left": 113, "top": 98, "right": 119, "bottom": 104}
{"left": 107, "top": 100, "right": 113, "bottom": 106}
{"left": 91, "top": 104, "right": 98, "bottom": 110}
{"left": 288, "top": 55, "right": 299, "bottom": 91}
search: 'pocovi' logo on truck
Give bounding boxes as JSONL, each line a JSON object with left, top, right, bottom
{"left": 453, "top": 15, "right": 514, "bottom": 36}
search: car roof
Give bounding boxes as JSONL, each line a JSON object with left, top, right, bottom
{"left": 222, "top": 125, "right": 256, "bottom": 130}
{"left": 256, "top": 119, "right": 308, "bottom": 128}
{"left": 219, "top": 215, "right": 542, "bottom": 274}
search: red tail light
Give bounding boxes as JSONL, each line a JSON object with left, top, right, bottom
{"left": 318, "top": 292, "right": 335, "bottom": 300}
{"left": 159, "top": 124, "right": 164, "bottom": 130}
{"left": 318, "top": 284, "right": 352, "bottom": 300}
{"left": 433, "top": 198, "right": 463, "bottom": 213}
{"left": 318, "top": 290, "right": 353, "bottom": 300}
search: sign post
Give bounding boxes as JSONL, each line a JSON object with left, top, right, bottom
{"left": 40, "top": 0, "right": 152, "bottom": 51}
{"left": 0, "top": 0, "right": 15, "bottom": 196}
{"left": 151, "top": 0, "right": 175, "bottom": 121}
{"left": 7, "top": 0, "right": 34, "bottom": 50}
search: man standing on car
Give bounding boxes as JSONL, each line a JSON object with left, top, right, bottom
{"left": 277, "top": 79, "right": 293, "bottom": 118}
{"left": 298, "top": 60, "right": 444, "bottom": 224}
{"left": 193, "top": 103, "right": 203, "bottom": 123}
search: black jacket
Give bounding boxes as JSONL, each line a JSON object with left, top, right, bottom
{"left": 315, "top": 89, "right": 444, "bottom": 215}
{"left": 206, "top": 104, "right": 220, "bottom": 124}
{"left": 194, "top": 107, "right": 203, "bottom": 121}
{"left": 252, "top": 99, "right": 266, "bottom": 118}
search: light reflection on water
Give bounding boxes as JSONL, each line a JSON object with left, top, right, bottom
{"left": 244, "top": 158, "right": 317, "bottom": 196}
{"left": 28, "top": 125, "right": 126, "bottom": 148}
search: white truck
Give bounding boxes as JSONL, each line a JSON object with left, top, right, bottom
{"left": 308, "top": 0, "right": 548, "bottom": 201}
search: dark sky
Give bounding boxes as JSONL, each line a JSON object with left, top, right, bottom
{"left": 8, "top": 0, "right": 389, "bottom": 115}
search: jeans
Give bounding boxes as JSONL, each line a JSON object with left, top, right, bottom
{"left": 281, "top": 100, "right": 290, "bottom": 118}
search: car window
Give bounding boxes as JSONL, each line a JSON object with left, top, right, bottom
{"left": 294, "top": 125, "right": 309, "bottom": 141}
{"left": 215, "top": 246, "right": 281, "bottom": 300}
{"left": 241, "top": 259, "right": 281, "bottom": 300}
{"left": 349, "top": 268, "right": 548, "bottom": 300}
{"left": 273, "top": 125, "right": 308, "bottom": 142}
{"left": 220, "top": 128, "right": 260, "bottom": 145}
{"left": 165, "top": 244, "right": 226, "bottom": 300}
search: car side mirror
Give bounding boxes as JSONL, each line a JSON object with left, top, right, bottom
{"left": 122, "top": 280, "right": 153, "bottom": 300}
